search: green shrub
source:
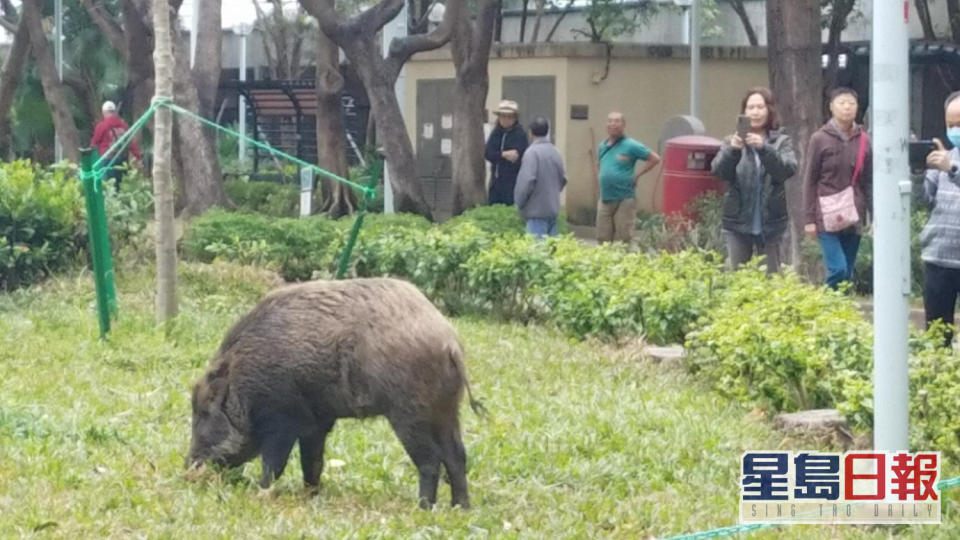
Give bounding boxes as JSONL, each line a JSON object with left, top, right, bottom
{"left": 463, "top": 234, "right": 553, "bottom": 320}
{"left": 183, "top": 210, "right": 343, "bottom": 281}
{"left": 104, "top": 169, "right": 154, "bottom": 262}
{"left": 341, "top": 212, "right": 431, "bottom": 235}
{"left": 684, "top": 266, "right": 873, "bottom": 414}
{"left": 0, "top": 160, "right": 84, "bottom": 290}
{"left": 443, "top": 204, "right": 571, "bottom": 236}
{"left": 835, "top": 323, "right": 960, "bottom": 459}
{"left": 443, "top": 204, "right": 525, "bottom": 235}
{"left": 541, "top": 246, "right": 724, "bottom": 343}
{"left": 224, "top": 179, "right": 299, "bottom": 217}
{"left": 634, "top": 192, "right": 725, "bottom": 255}
{"left": 182, "top": 209, "right": 280, "bottom": 263}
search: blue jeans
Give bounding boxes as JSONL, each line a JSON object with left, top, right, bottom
{"left": 526, "top": 218, "right": 558, "bottom": 239}
{"left": 818, "top": 231, "right": 861, "bottom": 289}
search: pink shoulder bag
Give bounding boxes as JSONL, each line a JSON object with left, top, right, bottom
{"left": 819, "top": 132, "right": 868, "bottom": 233}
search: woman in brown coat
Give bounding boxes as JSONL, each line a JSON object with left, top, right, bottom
{"left": 803, "top": 88, "right": 873, "bottom": 289}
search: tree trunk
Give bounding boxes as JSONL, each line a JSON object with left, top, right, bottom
{"left": 193, "top": 0, "right": 222, "bottom": 118}
{"left": 315, "top": 27, "right": 354, "bottom": 217}
{"left": 361, "top": 64, "right": 434, "bottom": 217}
{"left": 767, "top": 0, "right": 822, "bottom": 266}
{"left": 300, "top": 0, "right": 461, "bottom": 220}
{"left": 0, "top": 21, "right": 30, "bottom": 158}
{"left": 168, "top": 1, "right": 227, "bottom": 218}
{"left": 824, "top": 0, "right": 854, "bottom": 106}
{"left": 125, "top": 0, "right": 156, "bottom": 127}
{"left": 948, "top": 0, "right": 960, "bottom": 43}
{"left": 22, "top": 1, "right": 81, "bottom": 162}
{"left": 915, "top": 0, "right": 936, "bottom": 40}
{"left": 728, "top": 0, "right": 758, "bottom": 46}
{"left": 451, "top": 0, "right": 498, "bottom": 215}
{"left": 152, "top": 0, "right": 178, "bottom": 323}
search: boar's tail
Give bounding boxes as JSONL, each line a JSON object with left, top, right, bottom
{"left": 448, "top": 343, "right": 488, "bottom": 418}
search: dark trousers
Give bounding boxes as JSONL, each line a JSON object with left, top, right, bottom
{"left": 924, "top": 262, "right": 960, "bottom": 348}
{"left": 724, "top": 231, "right": 782, "bottom": 274}
{"left": 105, "top": 158, "right": 127, "bottom": 191}
{"left": 818, "top": 231, "right": 862, "bottom": 289}
{"left": 488, "top": 178, "right": 516, "bottom": 206}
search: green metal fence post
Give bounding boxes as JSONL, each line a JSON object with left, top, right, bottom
{"left": 79, "top": 148, "right": 116, "bottom": 337}
{"left": 335, "top": 159, "right": 383, "bottom": 279}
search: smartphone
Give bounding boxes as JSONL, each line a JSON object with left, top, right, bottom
{"left": 736, "top": 115, "right": 750, "bottom": 140}
{"left": 909, "top": 140, "right": 937, "bottom": 171}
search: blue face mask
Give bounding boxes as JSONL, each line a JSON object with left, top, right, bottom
{"left": 948, "top": 127, "right": 960, "bottom": 149}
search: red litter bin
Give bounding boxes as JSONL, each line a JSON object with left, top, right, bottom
{"left": 660, "top": 135, "right": 725, "bottom": 219}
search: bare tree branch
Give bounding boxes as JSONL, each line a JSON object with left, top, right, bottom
{"left": 22, "top": 0, "right": 81, "bottom": 161}
{"left": 299, "top": 0, "right": 346, "bottom": 43}
{"left": 0, "top": 0, "right": 17, "bottom": 22}
{"left": 916, "top": 0, "right": 936, "bottom": 40}
{"left": 355, "top": 0, "right": 405, "bottom": 35}
{"left": 545, "top": 0, "right": 574, "bottom": 42}
{"left": 385, "top": 0, "right": 461, "bottom": 81}
{"left": 0, "top": 19, "right": 29, "bottom": 156}
{"left": 0, "top": 17, "right": 15, "bottom": 34}
{"left": 80, "top": 0, "right": 128, "bottom": 59}
{"left": 729, "top": 0, "right": 758, "bottom": 46}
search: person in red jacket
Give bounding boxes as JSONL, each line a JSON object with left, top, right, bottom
{"left": 90, "top": 100, "right": 141, "bottom": 190}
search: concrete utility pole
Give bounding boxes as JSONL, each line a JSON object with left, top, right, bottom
{"left": 236, "top": 24, "right": 253, "bottom": 164}
{"left": 380, "top": 0, "right": 408, "bottom": 214}
{"left": 871, "top": 0, "right": 911, "bottom": 451}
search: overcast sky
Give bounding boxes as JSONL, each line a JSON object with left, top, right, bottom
{"left": 180, "top": 0, "right": 261, "bottom": 30}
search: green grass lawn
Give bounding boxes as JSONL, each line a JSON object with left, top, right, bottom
{"left": 1, "top": 263, "right": 958, "bottom": 538}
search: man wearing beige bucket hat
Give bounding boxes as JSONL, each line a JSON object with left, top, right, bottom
{"left": 485, "top": 99, "right": 528, "bottom": 205}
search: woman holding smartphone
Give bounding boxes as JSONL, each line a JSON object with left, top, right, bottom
{"left": 711, "top": 87, "right": 798, "bottom": 273}
{"left": 803, "top": 87, "right": 872, "bottom": 290}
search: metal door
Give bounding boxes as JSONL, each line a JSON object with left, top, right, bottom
{"left": 415, "top": 79, "right": 456, "bottom": 219}
{"left": 502, "top": 76, "right": 556, "bottom": 137}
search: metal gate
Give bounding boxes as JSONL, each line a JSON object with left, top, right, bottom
{"left": 415, "top": 78, "right": 456, "bottom": 219}
{"left": 502, "top": 76, "right": 556, "bottom": 139}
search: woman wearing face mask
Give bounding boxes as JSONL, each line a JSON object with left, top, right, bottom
{"left": 920, "top": 91, "right": 960, "bottom": 348}
{"left": 803, "top": 88, "right": 873, "bottom": 290}
{"left": 711, "top": 87, "right": 798, "bottom": 272}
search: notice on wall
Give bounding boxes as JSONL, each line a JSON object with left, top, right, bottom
{"left": 441, "top": 114, "right": 453, "bottom": 130}
{"left": 441, "top": 138, "right": 452, "bottom": 155}
{"left": 422, "top": 123, "right": 434, "bottom": 139}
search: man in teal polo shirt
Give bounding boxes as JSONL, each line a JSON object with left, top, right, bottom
{"left": 593, "top": 111, "right": 661, "bottom": 244}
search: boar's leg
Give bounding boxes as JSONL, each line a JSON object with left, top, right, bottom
{"left": 299, "top": 419, "right": 335, "bottom": 488}
{"left": 258, "top": 425, "right": 299, "bottom": 489}
{"left": 439, "top": 420, "right": 470, "bottom": 509}
{"left": 388, "top": 414, "right": 442, "bottom": 509}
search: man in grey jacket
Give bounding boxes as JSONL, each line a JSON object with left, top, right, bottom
{"left": 514, "top": 117, "right": 566, "bottom": 238}
{"left": 921, "top": 91, "right": 960, "bottom": 348}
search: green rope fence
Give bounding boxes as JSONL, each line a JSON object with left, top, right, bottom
{"left": 79, "top": 97, "right": 382, "bottom": 337}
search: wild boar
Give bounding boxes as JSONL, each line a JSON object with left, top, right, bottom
{"left": 187, "top": 277, "right": 483, "bottom": 509}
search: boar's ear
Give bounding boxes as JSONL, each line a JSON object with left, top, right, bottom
{"left": 209, "top": 359, "right": 230, "bottom": 380}
{"left": 206, "top": 375, "right": 230, "bottom": 408}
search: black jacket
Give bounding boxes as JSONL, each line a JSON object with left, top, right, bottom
{"left": 485, "top": 124, "right": 528, "bottom": 205}
{"left": 710, "top": 128, "right": 798, "bottom": 238}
